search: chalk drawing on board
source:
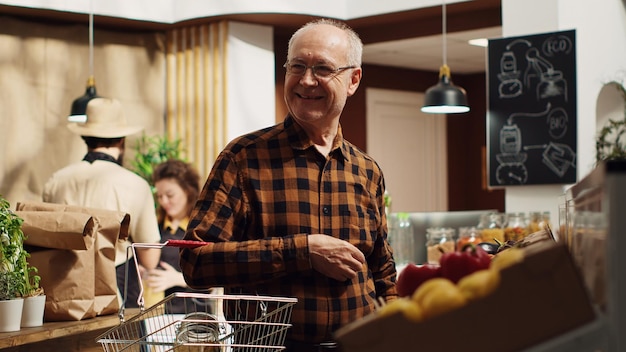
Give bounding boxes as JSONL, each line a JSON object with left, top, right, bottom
{"left": 495, "top": 102, "right": 576, "bottom": 184}
{"left": 525, "top": 47, "right": 567, "bottom": 102}
{"left": 495, "top": 153, "right": 528, "bottom": 185}
{"left": 496, "top": 39, "right": 531, "bottom": 98}
{"left": 495, "top": 104, "right": 551, "bottom": 185}
{"left": 546, "top": 106, "right": 568, "bottom": 139}
{"left": 488, "top": 29, "right": 576, "bottom": 187}
{"left": 496, "top": 38, "right": 567, "bottom": 103}
{"left": 523, "top": 142, "right": 576, "bottom": 178}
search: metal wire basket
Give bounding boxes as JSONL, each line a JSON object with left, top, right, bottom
{"left": 97, "top": 241, "right": 297, "bottom": 352}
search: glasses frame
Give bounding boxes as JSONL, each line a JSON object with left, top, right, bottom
{"left": 283, "top": 61, "right": 356, "bottom": 79}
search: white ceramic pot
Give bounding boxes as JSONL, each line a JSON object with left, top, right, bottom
{"left": 0, "top": 297, "right": 24, "bottom": 332}
{"left": 21, "top": 295, "right": 46, "bottom": 327}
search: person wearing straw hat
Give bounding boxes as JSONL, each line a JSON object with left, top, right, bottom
{"left": 43, "top": 97, "right": 161, "bottom": 308}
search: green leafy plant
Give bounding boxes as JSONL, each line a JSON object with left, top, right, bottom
{"left": 0, "top": 195, "right": 42, "bottom": 300}
{"left": 130, "top": 133, "right": 185, "bottom": 187}
{"left": 596, "top": 81, "right": 626, "bottom": 163}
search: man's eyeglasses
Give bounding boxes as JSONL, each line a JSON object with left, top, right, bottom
{"left": 283, "top": 62, "right": 356, "bottom": 79}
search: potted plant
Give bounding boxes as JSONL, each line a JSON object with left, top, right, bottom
{"left": 130, "top": 133, "right": 185, "bottom": 188}
{"left": 596, "top": 81, "right": 626, "bottom": 163}
{"left": 0, "top": 195, "right": 44, "bottom": 329}
{"left": 0, "top": 195, "right": 26, "bottom": 331}
{"left": 18, "top": 240, "right": 45, "bottom": 328}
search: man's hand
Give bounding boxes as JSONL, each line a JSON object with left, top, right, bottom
{"left": 308, "top": 234, "right": 366, "bottom": 281}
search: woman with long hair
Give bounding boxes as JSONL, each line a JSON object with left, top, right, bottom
{"left": 146, "top": 159, "right": 201, "bottom": 312}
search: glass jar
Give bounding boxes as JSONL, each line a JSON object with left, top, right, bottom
{"left": 539, "top": 211, "right": 551, "bottom": 232}
{"left": 426, "top": 227, "right": 456, "bottom": 264}
{"left": 527, "top": 211, "right": 541, "bottom": 233}
{"left": 528, "top": 211, "right": 552, "bottom": 234}
{"left": 477, "top": 213, "right": 490, "bottom": 229}
{"left": 504, "top": 212, "right": 529, "bottom": 242}
{"left": 387, "top": 212, "right": 415, "bottom": 272}
{"left": 478, "top": 212, "right": 505, "bottom": 244}
{"left": 456, "top": 226, "right": 483, "bottom": 251}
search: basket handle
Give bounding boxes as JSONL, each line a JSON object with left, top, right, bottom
{"left": 164, "top": 239, "right": 212, "bottom": 248}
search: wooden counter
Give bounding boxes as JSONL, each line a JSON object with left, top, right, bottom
{"left": 0, "top": 309, "right": 139, "bottom": 352}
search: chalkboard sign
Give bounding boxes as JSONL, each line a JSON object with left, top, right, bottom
{"left": 487, "top": 29, "right": 576, "bottom": 187}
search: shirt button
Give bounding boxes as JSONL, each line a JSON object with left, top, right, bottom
{"left": 323, "top": 207, "right": 330, "bottom": 215}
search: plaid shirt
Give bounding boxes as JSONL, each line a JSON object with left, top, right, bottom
{"left": 181, "top": 116, "right": 397, "bottom": 342}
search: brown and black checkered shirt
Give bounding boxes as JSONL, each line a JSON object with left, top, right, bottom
{"left": 181, "top": 115, "right": 398, "bottom": 342}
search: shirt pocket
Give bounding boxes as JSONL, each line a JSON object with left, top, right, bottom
{"left": 340, "top": 206, "right": 378, "bottom": 256}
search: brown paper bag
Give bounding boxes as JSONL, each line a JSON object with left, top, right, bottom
{"left": 17, "top": 211, "right": 97, "bottom": 250}
{"left": 19, "top": 210, "right": 98, "bottom": 320}
{"left": 17, "top": 201, "right": 130, "bottom": 319}
{"left": 27, "top": 245, "right": 96, "bottom": 321}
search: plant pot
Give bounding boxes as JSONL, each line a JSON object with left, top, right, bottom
{"left": 21, "top": 295, "right": 46, "bottom": 327}
{"left": 0, "top": 298, "right": 24, "bottom": 332}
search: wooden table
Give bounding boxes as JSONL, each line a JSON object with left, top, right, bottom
{"left": 0, "top": 310, "right": 139, "bottom": 352}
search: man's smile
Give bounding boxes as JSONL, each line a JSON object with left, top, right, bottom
{"left": 296, "top": 92, "right": 323, "bottom": 100}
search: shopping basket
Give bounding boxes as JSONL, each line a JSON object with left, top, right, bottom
{"left": 97, "top": 241, "right": 298, "bottom": 352}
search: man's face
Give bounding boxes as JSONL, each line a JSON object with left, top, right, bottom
{"left": 283, "top": 24, "right": 362, "bottom": 126}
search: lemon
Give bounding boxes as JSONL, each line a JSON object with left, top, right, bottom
{"left": 377, "top": 298, "right": 424, "bottom": 322}
{"left": 411, "top": 278, "right": 466, "bottom": 319}
{"left": 411, "top": 278, "right": 453, "bottom": 304}
{"left": 457, "top": 269, "right": 501, "bottom": 301}
{"left": 490, "top": 248, "right": 524, "bottom": 271}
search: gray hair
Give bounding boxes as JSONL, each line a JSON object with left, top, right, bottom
{"left": 287, "top": 18, "right": 363, "bottom": 67}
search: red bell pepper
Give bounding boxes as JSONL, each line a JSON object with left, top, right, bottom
{"left": 439, "top": 244, "right": 491, "bottom": 283}
{"left": 396, "top": 263, "right": 442, "bottom": 297}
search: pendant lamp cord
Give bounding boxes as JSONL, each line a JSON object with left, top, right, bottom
{"left": 442, "top": 0, "right": 447, "bottom": 68}
{"left": 89, "top": 0, "right": 94, "bottom": 78}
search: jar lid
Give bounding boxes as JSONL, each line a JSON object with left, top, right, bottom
{"left": 458, "top": 226, "right": 480, "bottom": 237}
{"left": 426, "top": 227, "right": 456, "bottom": 239}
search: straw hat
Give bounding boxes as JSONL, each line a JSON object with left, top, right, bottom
{"left": 67, "top": 98, "right": 143, "bottom": 138}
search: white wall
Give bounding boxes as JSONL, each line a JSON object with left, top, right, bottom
{"left": 227, "top": 22, "right": 276, "bottom": 140}
{"left": 501, "top": 0, "right": 626, "bottom": 222}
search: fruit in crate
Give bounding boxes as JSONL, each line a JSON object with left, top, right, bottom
{"left": 457, "top": 269, "right": 501, "bottom": 301}
{"left": 377, "top": 297, "right": 423, "bottom": 322}
{"left": 490, "top": 247, "right": 524, "bottom": 271}
{"left": 411, "top": 278, "right": 467, "bottom": 319}
{"left": 396, "top": 263, "right": 441, "bottom": 297}
{"left": 494, "top": 239, "right": 518, "bottom": 253}
{"left": 439, "top": 244, "right": 491, "bottom": 283}
{"left": 477, "top": 242, "right": 500, "bottom": 255}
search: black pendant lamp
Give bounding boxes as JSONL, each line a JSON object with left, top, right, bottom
{"left": 421, "top": 0, "right": 470, "bottom": 114}
{"left": 69, "top": 76, "right": 99, "bottom": 123}
{"left": 68, "top": 1, "right": 100, "bottom": 123}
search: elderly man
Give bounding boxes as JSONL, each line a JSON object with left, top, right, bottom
{"left": 180, "top": 19, "right": 397, "bottom": 351}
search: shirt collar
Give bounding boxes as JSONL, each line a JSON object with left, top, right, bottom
{"left": 163, "top": 217, "right": 189, "bottom": 234}
{"left": 284, "top": 115, "right": 349, "bottom": 162}
{"left": 82, "top": 151, "right": 121, "bottom": 165}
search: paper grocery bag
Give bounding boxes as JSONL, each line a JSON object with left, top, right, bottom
{"left": 27, "top": 245, "right": 96, "bottom": 321}
{"left": 18, "top": 211, "right": 97, "bottom": 250}
{"left": 17, "top": 201, "right": 130, "bottom": 319}
{"left": 19, "top": 210, "right": 99, "bottom": 320}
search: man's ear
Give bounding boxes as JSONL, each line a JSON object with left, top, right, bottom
{"left": 347, "top": 67, "right": 362, "bottom": 97}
